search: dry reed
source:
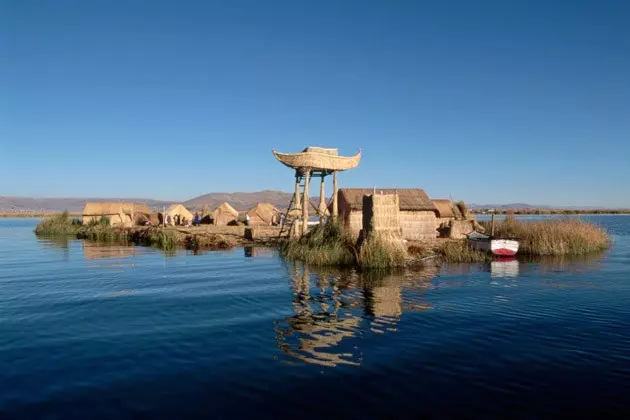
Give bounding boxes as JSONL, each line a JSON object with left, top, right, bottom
{"left": 479, "top": 217, "right": 611, "bottom": 256}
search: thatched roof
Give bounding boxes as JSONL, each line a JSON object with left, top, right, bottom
{"left": 212, "top": 202, "right": 238, "bottom": 217}
{"left": 247, "top": 202, "right": 280, "bottom": 224}
{"left": 163, "top": 204, "right": 193, "bottom": 220}
{"left": 337, "top": 189, "right": 437, "bottom": 212}
{"left": 272, "top": 147, "right": 361, "bottom": 171}
{"left": 83, "top": 202, "right": 151, "bottom": 216}
{"left": 432, "top": 199, "right": 454, "bottom": 218}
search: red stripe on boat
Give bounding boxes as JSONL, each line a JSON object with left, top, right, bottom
{"left": 492, "top": 248, "right": 517, "bottom": 256}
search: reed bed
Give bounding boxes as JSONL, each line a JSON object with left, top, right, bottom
{"left": 280, "top": 221, "right": 409, "bottom": 268}
{"left": 34, "top": 212, "right": 82, "bottom": 236}
{"left": 480, "top": 217, "right": 611, "bottom": 256}
{"left": 280, "top": 221, "right": 356, "bottom": 267}
{"left": 358, "top": 235, "right": 407, "bottom": 269}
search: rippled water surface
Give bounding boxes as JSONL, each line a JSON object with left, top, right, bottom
{"left": 1, "top": 217, "right": 630, "bottom": 419}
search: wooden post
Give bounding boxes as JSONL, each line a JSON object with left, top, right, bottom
{"left": 332, "top": 170, "right": 338, "bottom": 219}
{"left": 302, "top": 170, "right": 310, "bottom": 235}
{"left": 318, "top": 174, "right": 326, "bottom": 222}
{"left": 491, "top": 214, "right": 495, "bottom": 237}
{"left": 293, "top": 175, "right": 302, "bottom": 212}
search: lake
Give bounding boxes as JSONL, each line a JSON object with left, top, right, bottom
{"left": 1, "top": 217, "right": 629, "bottom": 419}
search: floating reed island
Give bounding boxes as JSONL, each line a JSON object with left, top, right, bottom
{"left": 34, "top": 212, "right": 274, "bottom": 252}
{"left": 32, "top": 146, "right": 613, "bottom": 264}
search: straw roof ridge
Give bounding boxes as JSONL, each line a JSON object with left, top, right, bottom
{"left": 338, "top": 188, "right": 437, "bottom": 212}
{"left": 432, "top": 199, "right": 454, "bottom": 218}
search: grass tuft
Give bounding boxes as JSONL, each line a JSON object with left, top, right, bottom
{"left": 358, "top": 235, "right": 407, "bottom": 269}
{"left": 280, "top": 221, "right": 356, "bottom": 267}
{"left": 35, "top": 211, "right": 82, "bottom": 236}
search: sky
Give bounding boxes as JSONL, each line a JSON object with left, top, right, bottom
{"left": 1, "top": 0, "right": 629, "bottom": 207}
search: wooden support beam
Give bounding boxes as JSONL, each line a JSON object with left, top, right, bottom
{"left": 302, "top": 170, "right": 311, "bottom": 236}
{"left": 318, "top": 175, "right": 326, "bottom": 222}
{"left": 293, "top": 175, "right": 302, "bottom": 213}
{"left": 332, "top": 170, "right": 338, "bottom": 219}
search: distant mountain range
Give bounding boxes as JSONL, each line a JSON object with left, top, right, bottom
{"left": 0, "top": 192, "right": 612, "bottom": 213}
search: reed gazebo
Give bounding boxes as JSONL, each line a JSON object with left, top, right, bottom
{"left": 273, "top": 147, "right": 361, "bottom": 235}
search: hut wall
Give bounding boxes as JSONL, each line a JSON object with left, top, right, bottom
{"left": 362, "top": 194, "right": 401, "bottom": 238}
{"left": 399, "top": 211, "right": 437, "bottom": 240}
{"left": 345, "top": 211, "right": 363, "bottom": 239}
{"left": 82, "top": 213, "right": 132, "bottom": 227}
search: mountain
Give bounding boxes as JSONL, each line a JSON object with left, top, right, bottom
{"left": 1, "top": 192, "right": 607, "bottom": 213}
{"left": 184, "top": 190, "right": 294, "bottom": 211}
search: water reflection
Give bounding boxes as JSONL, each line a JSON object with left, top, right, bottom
{"left": 82, "top": 242, "right": 138, "bottom": 260}
{"left": 244, "top": 246, "right": 277, "bottom": 258}
{"left": 489, "top": 258, "right": 519, "bottom": 278}
{"left": 274, "top": 263, "right": 437, "bottom": 367}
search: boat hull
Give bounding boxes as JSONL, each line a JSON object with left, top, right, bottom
{"left": 467, "top": 236, "right": 519, "bottom": 257}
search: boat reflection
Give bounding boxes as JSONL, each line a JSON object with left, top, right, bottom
{"left": 274, "top": 263, "right": 436, "bottom": 367}
{"left": 490, "top": 258, "right": 520, "bottom": 278}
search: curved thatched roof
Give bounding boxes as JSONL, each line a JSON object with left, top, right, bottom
{"left": 247, "top": 202, "right": 280, "bottom": 225}
{"left": 272, "top": 147, "right": 361, "bottom": 171}
{"left": 337, "top": 189, "right": 437, "bottom": 212}
{"left": 432, "top": 199, "right": 454, "bottom": 218}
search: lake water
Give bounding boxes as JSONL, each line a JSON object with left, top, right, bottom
{"left": 1, "top": 217, "right": 629, "bottom": 419}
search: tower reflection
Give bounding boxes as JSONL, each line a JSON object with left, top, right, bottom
{"left": 274, "top": 262, "right": 437, "bottom": 367}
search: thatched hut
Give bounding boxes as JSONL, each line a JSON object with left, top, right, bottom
{"left": 336, "top": 189, "right": 438, "bottom": 240}
{"left": 212, "top": 202, "right": 239, "bottom": 226}
{"left": 161, "top": 204, "right": 193, "bottom": 224}
{"left": 82, "top": 202, "right": 153, "bottom": 227}
{"left": 432, "top": 199, "right": 456, "bottom": 225}
{"left": 246, "top": 202, "right": 281, "bottom": 226}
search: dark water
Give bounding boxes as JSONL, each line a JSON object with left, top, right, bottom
{"left": 1, "top": 217, "right": 629, "bottom": 419}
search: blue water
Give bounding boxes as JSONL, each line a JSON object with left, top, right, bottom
{"left": 1, "top": 217, "right": 629, "bottom": 419}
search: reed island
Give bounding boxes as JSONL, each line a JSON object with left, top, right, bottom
{"left": 34, "top": 146, "right": 611, "bottom": 267}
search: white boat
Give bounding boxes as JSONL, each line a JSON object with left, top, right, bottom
{"left": 467, "top": 231, "right": 520, "bottom": 257}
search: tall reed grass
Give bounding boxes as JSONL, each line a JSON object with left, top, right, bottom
{"left": 280, "top": 221, "right": 408, "bottom": 268}
{"left": 480, "top": 217, "right": 610, "bottom": 256}
{"left": 280, "top": 221, "right": 356, "bottom": 266}
{"left": 34, "top": 211, "right": 82, "bottom": 236}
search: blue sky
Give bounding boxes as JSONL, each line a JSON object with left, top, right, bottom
{"left": 1, "top": 0, "right": 629, "bottom": 206}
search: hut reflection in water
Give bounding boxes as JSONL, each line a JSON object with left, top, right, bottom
{"left": 274, "top": 262, "right": 437, "bottom": 367}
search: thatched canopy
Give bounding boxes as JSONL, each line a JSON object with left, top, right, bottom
{"left": 163, "top": 204, "right": 193, "bottom": 221}
{"left": 83, "top": 202, "right": 151, "bottom": 216}
{"left": 272, "top": 147, "right": 361, "bottom": 171}
{"left": 337, "top": 189, "right": 437, "bottom": 212}
{"left": 246, "top": 202, "right": 281, "bottom": 225}
{"left": 432, "top": 199, "right": 454, "bottom": 218}
{"left": 212, "top": 202, "right": 239, "bottom": 226}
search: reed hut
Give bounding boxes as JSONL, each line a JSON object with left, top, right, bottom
{"left": 212, "top": 202, "right": 239, "bottom": 226}
{"left": 432, "top": 199, "right": 456, "bottom": 225}
{"left": 161, "top": 204, "right": 193, "bottom": 224}
{"left": 82, "top": 202, "right": 153, "bottom": 227}
{"left": 337, "top": 189, "right": 439, "bottom": 240}
{"left": 246, "top": 202, "right": 281, "bottom": 226}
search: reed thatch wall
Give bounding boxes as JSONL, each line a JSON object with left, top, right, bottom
{"left": 362, "top": 194, "right": 402, "bottom": 238}
{"left": 400, "top": 211, "right": 437, "bottom": 240}
{"left": 82, "top": 202, "right": 153, "bottom": 227}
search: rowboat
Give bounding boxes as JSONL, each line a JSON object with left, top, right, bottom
{"left": 467, "top": 231, "right": 520, "bottom": 256}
